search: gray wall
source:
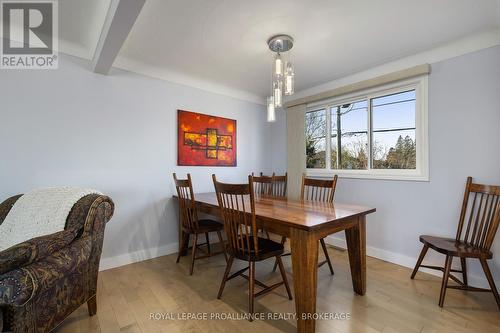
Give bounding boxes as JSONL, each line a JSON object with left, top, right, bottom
{"left": 281, "top": 45, "right": 500, "bottom": 286}
{"left": 0, "top": 55, "right": 277, "bottom": 268}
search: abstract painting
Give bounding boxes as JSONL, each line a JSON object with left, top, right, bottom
{"left": 177, "top": 110, "right": 237, "bottom": 166}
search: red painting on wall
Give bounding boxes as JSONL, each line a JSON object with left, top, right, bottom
{"left": 177, "top": 110, "right": 237, "bottom": 166}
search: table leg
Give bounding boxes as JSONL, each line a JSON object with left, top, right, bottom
{"left": 345, "top": 216, "right": 366, "bottom": 295}
{"left": 290, "top": 228, "right": 318, "bottom": 333}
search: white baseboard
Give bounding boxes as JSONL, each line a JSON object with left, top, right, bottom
{"left": 99, "top": 242, "right": 179, "bottom": 271}
{"left": 324, "top": 235, "right": 498, "bottom": 288}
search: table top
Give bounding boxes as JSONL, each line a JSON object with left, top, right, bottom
{"left": 174, "top": 192, "right": 376, "bottom": 231}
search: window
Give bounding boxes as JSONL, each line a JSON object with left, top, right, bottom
{"left": 305, "top": 76, "right": 428, "bottom": 180}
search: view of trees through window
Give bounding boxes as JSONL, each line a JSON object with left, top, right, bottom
{"left": 305, "top": 109, "right": 326, "bottom": 168}
{"left": 305, "top": 89, "right": 416, "bottom": 170}
{"left": 372, "top": 90, "right": 416, "bottom": 169}
{"left": 331, "top": 100, "right": 368, "bottom": 170}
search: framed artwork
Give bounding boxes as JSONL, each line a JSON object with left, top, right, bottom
{"left": 177, "top": 110, "right": 237, "bottom": 166}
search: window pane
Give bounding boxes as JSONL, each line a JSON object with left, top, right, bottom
{"left": 331, "top": 100, "right": 368, "bottom": 170}
{"left": 305, "top": 109, "right": 326, "bottom": 168}
{"left": 372, "top": 90, "right": 416, "bottom": 169}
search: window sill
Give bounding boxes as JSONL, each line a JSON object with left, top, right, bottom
{"left": 305, "top": 168, "right": 429, "bottom": 182}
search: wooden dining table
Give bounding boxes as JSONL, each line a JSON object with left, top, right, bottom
{"left": 174, "top": 192, "right": 376, "bottom": 333}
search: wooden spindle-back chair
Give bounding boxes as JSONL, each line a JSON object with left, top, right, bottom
{"left": 251, "top": 172, "right": 275, "bottom": 197}
{"left": 411, "top": 177, "right": 500, "bottom": 309}
{"left": 273, "top": 174, "right": 338, "bottom": 274}
{"left": 173, "top": 173, "right": 227, "bottom": 275}
{"left": 272, "top": 172, "right": 288, "bottom": 198}
{"left": 301, "top": 174, "right": 338, "bottom": 203}
{"left": 213, "top": 174, "right": 292, "bottom": 318}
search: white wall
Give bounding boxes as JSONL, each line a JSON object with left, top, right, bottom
{"left": 282, "top": 45, "right": 500, "bottom": 287}
{"left": 0, "top": 55, "right": 275, "bottom": 269}
{"left": 270, "top": 108, "right": 288, "bottom": 173}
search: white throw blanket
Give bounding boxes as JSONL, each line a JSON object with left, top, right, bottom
{"left": 0, "top": 187, "right": 102, "bottom": 251}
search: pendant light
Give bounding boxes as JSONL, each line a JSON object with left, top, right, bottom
{"left": 266, "top": 34, "right": 295, "bottom": 122}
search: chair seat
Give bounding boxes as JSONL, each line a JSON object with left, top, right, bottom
{"left": 419, "top": 235, "right": 492, "bottom": 259}
{"left": 185, "top": 219, "right": 223, "bottom": 233}
{"left": 233, "top": 236, "right": 284, "bottom": 261}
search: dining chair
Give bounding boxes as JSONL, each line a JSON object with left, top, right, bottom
{"left": 173, "top": 173, "right": 227, "bottom": 275}
{"left": 273, "top": 173, "right": 338, "bottom": 275}
{"left": 271, "top": 172, "right": 288, "bottom": 198}
{"left": 411, "top": 177, "right": 500, "bottom": 309}
{"left": 213, "top": 174, "right": 292, "bottom": 319}
{"left": 251, "top": 173, "right": 276, "bottom": 239}
{"left": 251, "top": 172, "right": 274, "bottom": 197}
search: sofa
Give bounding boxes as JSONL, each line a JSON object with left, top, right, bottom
{"left": 0, "top": 194, "right": 114, "bottom": 332}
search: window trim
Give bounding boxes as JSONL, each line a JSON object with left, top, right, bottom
{"left": 305, "top": 75, "right": 429, "bottom": 181}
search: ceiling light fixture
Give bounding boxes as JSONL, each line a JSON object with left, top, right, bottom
{"left": 267, "top": 34, "right": 294, "bottom": 122}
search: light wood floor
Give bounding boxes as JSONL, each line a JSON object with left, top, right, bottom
{"left": 55, "top": 244, "right": 500, "bottom": 333}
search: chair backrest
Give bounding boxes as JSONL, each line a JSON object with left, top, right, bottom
{"left": 173, "top": 173, "right": 199, "bottom": 231}
{"left": 300, "top": 173, "right": 338, "bottom": 203}
{"left": 456, "top": 177, "right": 500, "bottom": 251}
{"left": 213, "top": 175, "right": 258, "bottom": 256}
{"left": 251, "top": 173, "right": 274, "bottom": 197}
{"left": 272, "top": 172, "right": 288, "bottom": 198}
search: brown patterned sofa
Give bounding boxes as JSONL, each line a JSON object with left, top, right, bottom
{"left": 0, "top": 194, "right": 114, "bottom": 332}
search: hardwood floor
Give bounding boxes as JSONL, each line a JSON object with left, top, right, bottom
{"left": 54, "top": 243, "right": 500, "bottom": 333}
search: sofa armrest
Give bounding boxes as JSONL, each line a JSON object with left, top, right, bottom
{"left": 82, "top": 196, "right": 114, "bottom": 238}
{"left": 0, "top": 229, "right": 79, "bottom": 275}
{"left": 0, "top": 268, "right": 34, "bottom": 307}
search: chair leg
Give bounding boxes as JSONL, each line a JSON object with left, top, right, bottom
{"left": 460, "top": 257, "right": 468, "bottom": 286}
{"left": 190, "top": 233, "right": 198, "bottom": 275}
{"left": 276, "top": 256, "right": 293, "bottom": 300}
{"left": 479, "top": 258, "right": 500, "bottom": 310}
{"left": 216, "top": 230, "right": 228, "bottom": 262}
{"left": 205, "top": 232, "right": 211, "bottom": 255}
{"left": 439, "top": 255, "right": 453, "bottom": 307}
{"left": 217, "top": 255, "right": 234, "bottom": 299}
{"left": 249, "top": 261, "right": 255, "bottom": 321}
{"left": 272, "top": 236, "right": 287, "bottom": 272}
{"left": 176, "top": 231, "right": 188, "bottom": 263}
{"left": 411, "top": 244, "right": 429, "bottom": 279}
{"left": 320, "top": 238, "right": 334, "bottom": 275}
{"left": 87, "top": 295, "right": 97, "bottom": 316}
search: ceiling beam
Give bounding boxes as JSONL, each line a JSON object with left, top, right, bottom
{"left": 92, "top": 0, "right": 145, "bottom": 74}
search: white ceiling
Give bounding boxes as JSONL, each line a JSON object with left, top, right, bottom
{"left": 57, "top": 0, "right": 500, "bottom": 102}
{"left": 59, "top": 0, "right": 111, "bottom": 59}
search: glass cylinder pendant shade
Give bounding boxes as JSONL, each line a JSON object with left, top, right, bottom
{"left": 273, "top": 80, "right": 282, "bottom": 108}
{"left": 284, "top": 62, "right": 294, "bottom": 95}
{"left": 274, "top": 53, "right": 283, "bottom": 77}
{"left": 267, "top": 96, "right": 276, "bottom": 122}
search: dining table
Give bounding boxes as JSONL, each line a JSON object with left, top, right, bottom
{"left": 173, "top": 192, "right": 376, "bottom": 333}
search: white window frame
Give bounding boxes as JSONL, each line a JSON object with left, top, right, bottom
{"left": 305, "top": 75, "right": 429, "bottom": 181}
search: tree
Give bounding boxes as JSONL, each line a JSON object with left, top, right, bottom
{"left": 385, "top": 135, "right": 416, "bottom": 169}
{"left": 306, "top": 137, "right": 320, "bottom": 168}
{"left": 305, "top": 111, "right": 326, "bottom": 168}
